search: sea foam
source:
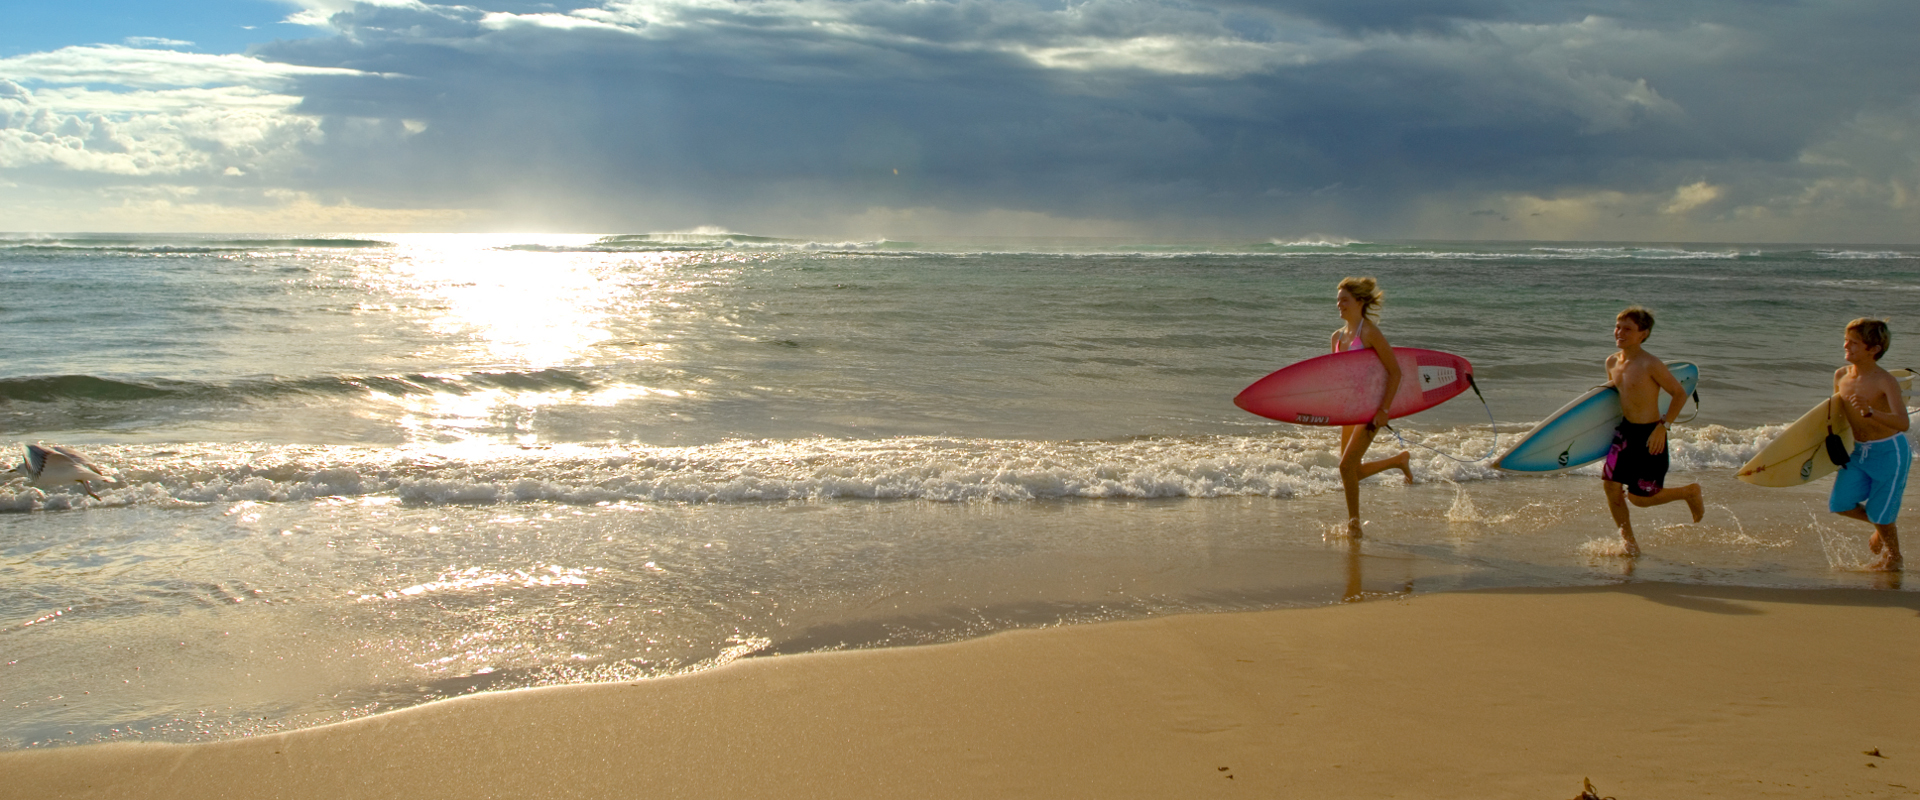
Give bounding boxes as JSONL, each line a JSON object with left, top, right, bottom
{"left": 0, "top": 423, "right": 1812, "bottom": 512}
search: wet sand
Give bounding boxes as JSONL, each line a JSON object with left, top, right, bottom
{"left": 5, "top": 582, "right": 1917, "bottom": 800}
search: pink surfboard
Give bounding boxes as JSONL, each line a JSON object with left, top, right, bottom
{"left": 1234, "top": 348, "right": 1475, "bottom": 426}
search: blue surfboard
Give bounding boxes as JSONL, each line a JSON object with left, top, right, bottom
{"left": 1492, "top": 362, "right": 1699, "bottom": 473}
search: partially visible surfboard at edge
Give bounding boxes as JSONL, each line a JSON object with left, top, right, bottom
{"left": 1491, "top": 362, "right": 1698, "bottom": 473}
{"left": 1234, "top": 348, "right": 1474, "bottom": 426}
{"left": 1736, "top": 369, "right": 1913, "bottom": 487}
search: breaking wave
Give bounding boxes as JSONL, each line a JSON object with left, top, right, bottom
{"left": 0, "top": 369, "right": 600, "bottom": 405}
{"left": 0, "top": 236, "right": 392, "bottom": 253}
{"left": 0, "top": 423, "right": 1823, "bottom": 512}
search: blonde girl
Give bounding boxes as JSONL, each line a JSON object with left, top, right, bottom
{"left": 1331, "top": 276, "right": 1413, "bottom": 536}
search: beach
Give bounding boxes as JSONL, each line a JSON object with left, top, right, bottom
{"left": 12, "top": 0, "right": 1920, "bottom": 788}
{"left": 7, "top": 583, "right": 1916, "bottom": 799}
{"left": 4, "top": 235, "right": 1920, "bottom": 762}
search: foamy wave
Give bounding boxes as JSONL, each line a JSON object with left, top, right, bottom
{"left": 1253, "top": 248, "right": 1753, "bottom": 261}
{"left": 1269, "top": 235, "right": 1365, "bottom": 247}
{"left": 1816, "top": 249, "right": 1919, "bottom": 260}
{"left": 0, "top": 237, "right": 392, "bottom": 253}
{"left": 0, "top": 423, "right": 1829, "bottom": 512}
{"left": 1528, "top": 246, "right": 1754, "bottom": 260}
{"left": 501, "top": 234, "right": 889, "bottom": 254}
{"left": 0, "top": 369, "right": 601, "bottom": 405}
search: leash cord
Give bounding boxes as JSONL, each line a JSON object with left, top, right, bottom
{"left": 1382, "top": 374, "right": 1498, "bottom": 464}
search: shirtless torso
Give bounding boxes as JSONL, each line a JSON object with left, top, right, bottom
{"left": 1834, "top": 357, "right": 1907, "bottom": 443}
{"left": 1606, "top": 348, "right": 1682, "bottom": 426}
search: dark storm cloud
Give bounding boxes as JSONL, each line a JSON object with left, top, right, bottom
{"left": 1203, "top": 0, "right": 1516, "bottom": 35}
{"left": 9, "top": 0, "right": 1919, "bottom": 238}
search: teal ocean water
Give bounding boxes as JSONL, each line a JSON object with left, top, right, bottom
{"left": 3, "top": 232, "right": 1916, "bottom": 747}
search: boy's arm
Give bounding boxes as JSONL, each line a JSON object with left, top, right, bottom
{"left": 1868, "top": 373, "right": 1910, "bottom": 432}
{"left": 1647, "top": 361, "right": 1688, "bottom": 454}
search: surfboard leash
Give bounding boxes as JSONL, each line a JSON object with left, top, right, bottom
{"left": 1382, "top": 373, "right": 1499, "bottom": 463}
{"left": 1678, "top": 388, "right": 1702, "bottom": 424}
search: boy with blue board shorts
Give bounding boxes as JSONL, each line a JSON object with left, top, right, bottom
{"left": 1831, "top": 318, "right": 1909, "bottom": 571}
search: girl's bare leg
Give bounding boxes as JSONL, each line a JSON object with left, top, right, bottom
{"left": 1339, "top": 426, "right": 1367, "bottom": 535}
{"left": 1356, "top": 451, "right": 1412, "bottom": 484}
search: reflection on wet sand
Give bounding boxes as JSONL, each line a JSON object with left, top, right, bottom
{"left": 1340, "top": 536, "right": 1415, "bottom": 603}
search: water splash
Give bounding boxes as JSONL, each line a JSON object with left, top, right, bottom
{"left": 1577, "top": 536, "right": 1635, "bottom": 557}
{"left": 1444, "top": 486, "right": 1480, "bottom": 523}
{"left": 1651, "top": 503, "right": 1792, "bottom": 549}
{"left": 1815, "top": 513, "right": 1876, "bottom": 571}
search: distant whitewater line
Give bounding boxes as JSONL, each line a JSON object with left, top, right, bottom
{"left": 0, "top": 237, "right": 394, "bottom": 253}
{"left": 1, "top": 232, "right": 1911, "bottom": 261}
{"left": 1269, "top": 236, "right": 1368, "bottom": 247}
{"left": 0, "top": 369, "right": 600, "bottom": 404}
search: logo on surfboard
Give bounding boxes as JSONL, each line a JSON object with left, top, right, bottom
{"left": 1417, "top": 366, "right": 1457, "bottom": 392}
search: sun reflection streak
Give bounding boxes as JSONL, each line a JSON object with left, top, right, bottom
{"left": 341, "top": 234, "right": 727, "bottom": 445}
{"left": 357, "top": 564, "right": 598, "bottom": 601}
{"left": 382, "top": 384, "right": 690, "bottom": 445}
{"left": 373, "top": 236, "right": 623, "bottom": 367}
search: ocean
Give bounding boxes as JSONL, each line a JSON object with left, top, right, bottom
{"left": 3, "top": 232, "right": 1916, "bottom": 748}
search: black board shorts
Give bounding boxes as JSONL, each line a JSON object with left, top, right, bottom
{"left": 1602, "top": 420, "right": 1668, "bottom": 497}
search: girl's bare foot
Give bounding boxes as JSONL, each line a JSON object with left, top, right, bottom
{"left": 1870, "top": 530, "right": 1885, "bottom": 554}
{"left": 1867, "top": 552, "right": 1903, "bottom": 572}
{"left": 1391, "top": 451, "right": 1413, "bottom": 484}
{"left": 1347, "top": 518, "right": 1365, "bottom": 538}
{"left": 1684, "top": 484, "right": 1705, "bottom": 523}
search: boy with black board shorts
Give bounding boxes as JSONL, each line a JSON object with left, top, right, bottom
{"left": 1601, "top": 307, "right": 1705, "bottom": 556}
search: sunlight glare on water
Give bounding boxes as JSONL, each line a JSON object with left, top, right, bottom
{"left": 336, "top": 234, "right": 742, "bottom": 445}
{"left": 367, "top": 234, "right": 633, "bottom": 367}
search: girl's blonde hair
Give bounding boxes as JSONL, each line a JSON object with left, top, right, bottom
{"left": 1338, "top": 276, "right": 1382, "bottom": 319}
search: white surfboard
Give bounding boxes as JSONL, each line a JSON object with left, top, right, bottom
{"left": 1736, "top": 369, "right": 1912, "bottom": 487}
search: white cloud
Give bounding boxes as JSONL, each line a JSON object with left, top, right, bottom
{"left": 0, "top": 89, "right": 322, "bottom": 177}
{"left": 479, "top": 12, "right": 635, "bottom": 33}
{"left": 1014, "top": 34, "right": 1350, "bottom": 77}
{"left": 17, "top": 84, "right": 312, "bottom": 116}
{"left": 124, "top": 37, "right": 196, "bottom": 48}
{"left": 0, "top": 46, "right": 371, "bottom": 89}
{"left": 4, "top": 1, "right": 1919, "bottom": 240}
{"left": 0, "top": 56, "right": 328, "bottom": 178}
{"left": 282, "top": 0, "right": 436, "bottom": 30}
{"left": 1662, "top": 181, "right": 1722, "bottom": 215}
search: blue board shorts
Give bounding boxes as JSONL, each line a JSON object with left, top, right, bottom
{"left": 1602, "top": 420, "right": 1668, "bottom": 497}
{"left": 1829, "top": 433, "right": 1911, "bottom": 525}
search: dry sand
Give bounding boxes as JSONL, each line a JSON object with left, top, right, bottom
{"left": 5, "top": 583, "right": 1917, "bottom": 800}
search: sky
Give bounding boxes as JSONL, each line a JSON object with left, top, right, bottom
{"left": 1, "top": 0, "right": 1917, "bottom": 241}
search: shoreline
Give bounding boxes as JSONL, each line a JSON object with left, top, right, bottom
{"left": 7, "top": 582, "right": 1917, "bottom": 799}
{"left": 4, "top": 468, "right": 1914, "bottom": 751}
